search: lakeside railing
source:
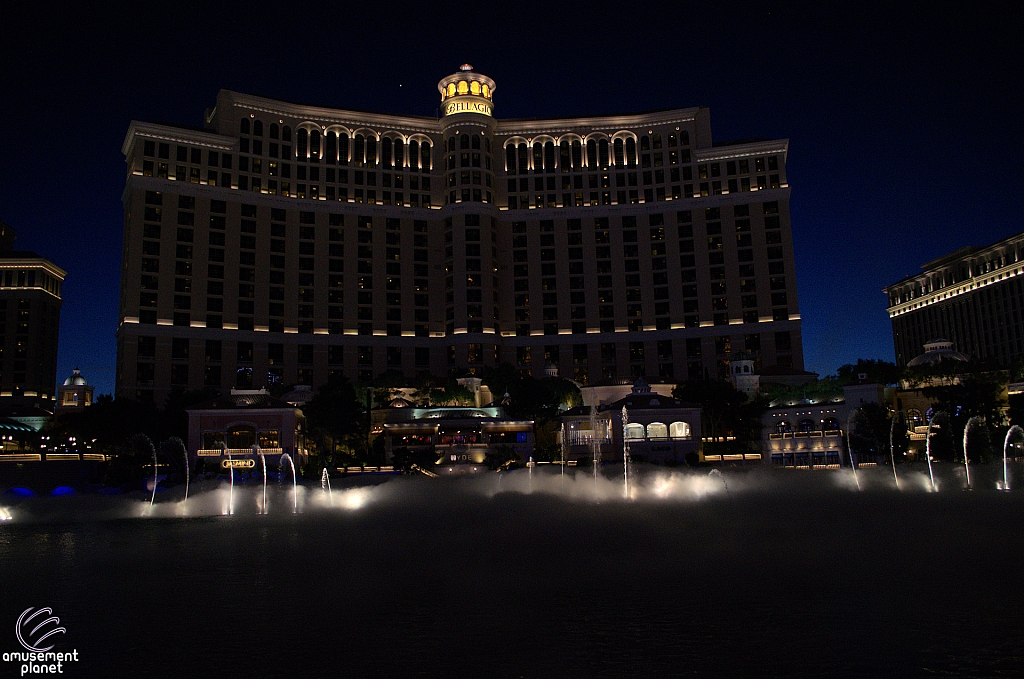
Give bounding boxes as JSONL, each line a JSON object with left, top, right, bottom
{"left": 0, "top": 453, "right": 108, "bottom": 463}
{"left": 196, "top": 448, "right": 283, "bottom": 457}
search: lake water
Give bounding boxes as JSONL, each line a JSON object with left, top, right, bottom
{"left": 2, "top": 464, "right": 1023, "bottom": 678}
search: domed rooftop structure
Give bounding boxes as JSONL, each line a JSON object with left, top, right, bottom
{"left": 906, "top": 339, "right": 970, "bottom": 367}
{"left": 63, "top": 367, "right": 87, "bottom": 386}
{"left": 437, "top": 64, "right": 496, "bottom": 119}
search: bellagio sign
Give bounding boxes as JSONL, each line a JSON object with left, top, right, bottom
{"left": 443, "top": 97, "right": 492, "bottom": 116}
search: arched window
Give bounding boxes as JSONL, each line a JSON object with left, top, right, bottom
{"left": 325, "top": 132, "right": 337, "bottom": 164}
{"left": 472, "top": 134, "right": 480, "bottom": 150}
{"left": 625, "top": 138, "right": 637, "bottom": 167}
{"left": 270, "top": 123, "right": 279, "bottom": 139}
{"left": 482, "top": 84, "right": 489, "bottom": 98}
{"left": 457, "top": 81, "right": 468, "bottom": 94}
{"left": 506, "top": 145, "right": 517, "bottom": 174}
{"left": 533, "top": 142, "right": 543, "bottom": 172}
{"left": 240, "top": 118, "right": 250, "bottom": 134}
{"left": 647, "top": 422, "right": 668, "bottom": 439}
{"left": 353, "top": 135, "right": 365, "bottom": 167}
{"left": 798, "top": 419, "right": 815, "bottom": 433}
{"left": 824, "top": 417, "right": 840, "bottom": 431}
{"left": 571, "top": 140, "right": 582, "bottom": 170}
{"left": 365, "top": 136, "right": 377, "bottom": 165}
{"left": 447, "top": 136, "right": 456, "bottom": 152}
{"left": 253, "top": 120, "right": 263, "bottom": 136}
{"left": 669, "top": 421, "right": 691, "bottom": 439}
{"left": 586, "top": 140, "right": 597, "bottom": 168}
{"left": 282, "top": 126, "right": 292, "bottom": 142}
{"left": 408, "top": 140, "right": 419, "bottom": 171}
{"left": 680, "top": 130, "right": 689, "bottom": 145}
{"left": 309, "top": 130, "right": 321, "bottom": 160}
{"left": 461, "top": 134, "right": 470, "bottom": 150}
{"left": 907, "top": 408, "right": 923, "bottom": 429}
{"left": 640, "top": 136, "right": 651, "bottom": 151}
{"left": 447, "top": 83, "right": 456, "bottom": 97}
{"left": 420, "top": 142, "right": 431, "bottom": 171}
{"left": 394, "top": 139, "right": 404, "bottom": 168}
{"left": 598, "top": 139, "right": 609, "bottom": 169}
{"left": 381, "top": 137, "right": 392, "bottom": 167}
{"left": 470, "top": 81, "right": 480, "bottom": 95}
{"left": 624, "top": 423, "right": 645, "bottom": 440}
{"left": 339, "top": 133, "right": 349, "bottom": 165}
{"left": 613, "top": 138, "right": 624, "bottom": 166}
{"left": 518, "top": 143, "right": 529, "bottom": 173}
{"left": 296, "top": 129, "right": 308, "bottom": 159}
{"left": 559, "top": 141, "right": 570, "bottom": 172}
{"left": 544, "top": 141, "right": 555, "bottom": 172}
{"left": 775, "top": 420, "right": 792, "bottom": 434}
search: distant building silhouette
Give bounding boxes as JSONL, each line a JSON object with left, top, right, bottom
{"left": 0, "top": 220, "right": 66, "bottom": 421}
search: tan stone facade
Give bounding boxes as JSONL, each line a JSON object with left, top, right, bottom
{"left": 885, "top": 231, "right": 1024, "bottom": 368}
{"left": 117, "top": 68, "right": 803, "bottom": 402}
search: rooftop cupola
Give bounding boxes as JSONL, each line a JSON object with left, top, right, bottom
{"left": 437, "top": 64, "right": 496, "bottom": 118}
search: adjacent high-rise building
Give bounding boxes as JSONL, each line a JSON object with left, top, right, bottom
{"left": 885, "top": 231, "right": 1024, "bottom": 368}
{"left": 0, "top": 220, "right": 66, "bottom": 412}
{"left": 116, "top": 66, "right": 803, "bottom": 402}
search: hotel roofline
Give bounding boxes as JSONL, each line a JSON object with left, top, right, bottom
{"left": 883, "top": 230, "right": 1024, "bottom": 318}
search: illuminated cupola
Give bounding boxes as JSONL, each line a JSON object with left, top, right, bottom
{"left": 438, "top": 64, "right": 496, "bottom": 118}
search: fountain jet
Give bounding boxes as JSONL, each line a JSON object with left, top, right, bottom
{"left": 253, "top": 445, "right": 266, "bottom": 513}
{"left": 622, "top": 406, "right": 632, "bottom": 500}
{"left": 963, "top": 416, "right": 984, "bottom": 490}
{"left": 322, "top": 467, "right": 333, "bottom": 505}
{"left": 924, "top": 413, "right": 943, "bottom": 493}
{"left": 280, "top": 453, "right": 298, "bottom": 513}
{"left": 221, "top": 441, "right": 234, "bottom": 514}
{"left": 889, "top": 411, "right": 904, "bottom": 491}
{"left": 845, "top": 409, "right": 861, "bottom": 491}
{"left": 149, "top": 441, "right": 158, "bottom": 507}
{"left": 1002, "top": 425, "right": 1022, "bottom": 491}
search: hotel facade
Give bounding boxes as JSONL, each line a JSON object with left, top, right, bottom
{"left": 0, "top": 221, "right": 66, "bottom": 413}
{"left": 116, "top": 66, "right": 803, "bottom": 402}
{"left": 885, "top": 231, "right": 1024, "bottom": 368}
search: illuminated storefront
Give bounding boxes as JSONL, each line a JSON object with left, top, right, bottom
{"left": 186, "top": 388, "right": 306, "bottom": 469}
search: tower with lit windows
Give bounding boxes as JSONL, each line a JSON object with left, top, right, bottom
{"left": 0, "top": 220, "right": 66, "bottom": 413}
{"left": 116, "top": 66, "right": 802, "bottom": 403}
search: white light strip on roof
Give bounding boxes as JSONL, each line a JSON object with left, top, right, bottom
{"left": 887, "top": 265, "right": 1024, "bottom": 317}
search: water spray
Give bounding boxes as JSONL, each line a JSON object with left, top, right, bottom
{"left": 889, "top": 411, "right": 903, "bottom": 491}
{"left": 962, "top": 416, "right": 984, "bottom": 490}
{"left": 322, "top": 467, "right": 333, "bottom": 505}
{"left": 845, "top": 408, "right": 861, "bottom": 491}
{"left": 925, "top": 414, "right": 941, "bottom": 493}
{"left": 253, "top": 445, "right": 266, "bottom": 513}
{"left": 1002, "top": 425, "right": 1022, "bottom": 491}
{"left": 622, "top": 406, "right": 632, "bottom": 501}
{"left": 149, "top": 441, "right": 158, "bottom": 508}
{"left": 223, "top": 441, "right": 234, "bottom": 514}
{"left": 280, "top": 453, "right": 297, "bottom": 513}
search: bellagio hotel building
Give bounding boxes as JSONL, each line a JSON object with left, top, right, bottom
{"left": 116, "top": 65, "right": 803, "bottom": 401}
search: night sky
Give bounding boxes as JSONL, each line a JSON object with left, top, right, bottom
{"left": 2, "top": 3, "right": 1021, "bottom": 396}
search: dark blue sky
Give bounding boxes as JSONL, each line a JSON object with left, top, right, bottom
{"left": 2, "top": 2, "right": 1021, "bottom": 396}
